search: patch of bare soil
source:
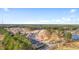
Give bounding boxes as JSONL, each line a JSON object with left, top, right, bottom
{"left": 0, "top": 34, "right": 5, "bottom": 41}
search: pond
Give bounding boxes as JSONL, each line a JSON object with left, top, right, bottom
{"left": 72, "top": 34, "right": 79, "bottom": 41}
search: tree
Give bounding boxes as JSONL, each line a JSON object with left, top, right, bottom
{"left": 2, "top": 32, "right": 32, "bottom": 50}
{"left": 64, "top": 32, "right": 72, "bottom": 42}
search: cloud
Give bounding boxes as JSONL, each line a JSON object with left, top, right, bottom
{"left": 39, "top": 20, "right": 50, "bottom": 23}
{"left": 62, "top": 17, "right": 71, "bottom": 21}
{"left": 51, "top": 9, "right": 78, "bottom": 24}
{"left": 16, "top": 19, "right": 51, "bottom": 24}
{"left": 51, "top": 17, "right": 78, "bottom": 24}
{"left": 3, "top": 8, "right": 9, "bottom": 12}
{"left": 70, "top": 9, "right": 77, "bottom": 13}
{"left": 52, "top": 9, "right": 77, "bottom": 24}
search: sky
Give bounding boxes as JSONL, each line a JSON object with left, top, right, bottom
{"left": 0, "top": 8, "right": 79, "bottom": 24}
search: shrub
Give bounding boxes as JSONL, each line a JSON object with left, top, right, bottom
{"left": 64, "top": 32, "right": 72, "bottom": 42}
{"left": 1, "top": 30, "right": 32, "bottom": 50}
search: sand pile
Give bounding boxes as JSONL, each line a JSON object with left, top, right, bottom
{"left": 36, "top": 29, "right": 51, "bottom": 41}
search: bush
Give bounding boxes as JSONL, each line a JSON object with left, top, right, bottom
{"left": 64, "top": 32, "right": 72, "bottom": 42}
{"left": 0, "top": 28, "right": 32, "bottom": 50}
{"left": 1, "top": 31, "right": 32, "bottom": 50}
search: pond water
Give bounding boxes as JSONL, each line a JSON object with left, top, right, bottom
{"left": 72, "top": 34, "right": 79, "bottom": 40}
